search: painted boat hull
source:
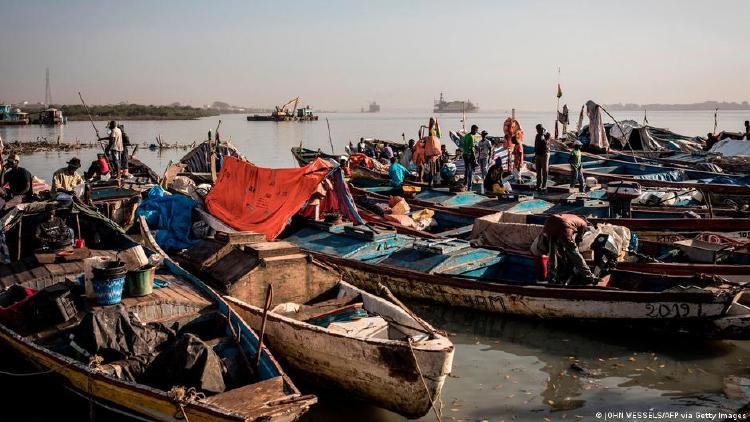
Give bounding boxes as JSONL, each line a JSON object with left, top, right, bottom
{"left": 225, "top": 282, "right": 454, "bottom": 419}
{"left": 303, "top": 251, "right": 734, "bottom": 320}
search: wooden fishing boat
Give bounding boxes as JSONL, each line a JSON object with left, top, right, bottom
{"left": 531, "top": 148, "right": 750, "bottom": 197}
{"left": 279, "top": 221, "right": 750, "bottom": 337}
{"left": 163, "top": 140, "right": 243, "bottom": 186}
{"left": 153, "top": 227, "right": 454, "bottom": 419}
{"left": 352, "top": 185, "right": 750, "bottom": 239}
{"left": 0, "top": 201, "right": 316, "bottom": 421}
{"left": 291, "top": 147, "right": 340, "bottom": 167}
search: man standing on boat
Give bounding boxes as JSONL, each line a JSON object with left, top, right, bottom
{"left": 118, "top": 124, "right": 130, "bottom": 177}
{"left": 462, "top": 124, "right": 479, "bottom": 190}
{"left": 534, "top": 124, "right": 550, "bottom": 192}
{"left": 421, "top": 117, "right": 442, "bottom": 186}
{"left": 744, "top": 120, "right": 749, "bottom": 140}
{"left": 535, "top": 214, "right": 596, "bottom": 285}
{"left": 569, "top": 140, "right": 585, "bottom": 192}
{"left": 100, "top": 121, "right": 122, "bottom": 178}
{"left": 477, "top": 130, "right": 492, "bottom": 179}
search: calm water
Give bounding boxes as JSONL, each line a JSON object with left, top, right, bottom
{"left": 1, "top": 110, "right": 750, "bottom": 421}
{"left": 0, "top": 109, "right": 748, "bottom": 182}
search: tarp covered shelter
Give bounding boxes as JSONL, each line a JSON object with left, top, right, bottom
{"left": 205, "top": 157, "right": 363, "bottom": 240}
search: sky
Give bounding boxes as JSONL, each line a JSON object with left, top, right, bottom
{"left": 0, "top": 0, "right": 748, "bottom": 111}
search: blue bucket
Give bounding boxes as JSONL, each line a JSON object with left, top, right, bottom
{"left": 92, "top": 276, "right": 126, "bottom": 305}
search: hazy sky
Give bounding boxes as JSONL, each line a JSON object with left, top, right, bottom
{"left": 1, "top": 0, "right": 748, "bottom": 111}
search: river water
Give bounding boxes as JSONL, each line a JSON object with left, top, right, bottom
{"left": 1, "top": 110, "right": 749, "bottom": 421}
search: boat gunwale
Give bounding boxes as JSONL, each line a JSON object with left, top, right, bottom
{"left": 223, "top": 281, "right": 453, "bottom": 353}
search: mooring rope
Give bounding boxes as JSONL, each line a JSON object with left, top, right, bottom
{"left": 0, "top": 368, "right": 53, "bottom": 377}
{"left": 407, "top": 338, "right": 443, "bottom": 421}
{"left": 168, "top": 385, "right": 205, "bottom": 421}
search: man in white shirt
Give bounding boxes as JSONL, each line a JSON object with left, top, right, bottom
{"left": 100, "top": 120, "right": 123, "bottom": 177}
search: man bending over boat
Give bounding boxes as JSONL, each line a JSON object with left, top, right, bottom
{"left": 533, "top": 214, "right": 596, "bottom": 286}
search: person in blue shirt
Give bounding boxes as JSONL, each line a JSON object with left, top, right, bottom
{"left": 388, "top": 156, "right": 409, "bottom": 192}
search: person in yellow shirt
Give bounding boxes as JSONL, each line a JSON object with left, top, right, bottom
{"left": 52, "top": 157, "right": 84, "bottom": 195}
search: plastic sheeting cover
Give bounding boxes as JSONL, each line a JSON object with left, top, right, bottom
{"left": 136, "top": 186, "right": 199, "bottom": 251}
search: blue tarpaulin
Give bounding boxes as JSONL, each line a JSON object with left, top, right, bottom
{"left": 136, "top": 186, "right": 198, "bottom": 251}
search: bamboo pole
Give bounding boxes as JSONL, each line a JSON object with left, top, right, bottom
{"left": 254, "top": 284, "right": 274, "bottom": 370}
{"left": 326, "top": 118, "right": 334, "bottom": 154}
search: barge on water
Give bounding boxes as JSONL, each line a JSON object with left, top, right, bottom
{"left": 248, "top": 97, "right": 319, "bottom": 121}
{"left": 0, "top": 104, "right": 29, "bottom": 125}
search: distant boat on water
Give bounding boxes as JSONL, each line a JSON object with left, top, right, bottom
{"left": 433, "top": 92, "right": 478, "bottom": 113}
{"left": 0, "top": 104, "right": 29, "bottom": 125}
{"left": 361, "top": 101, "right": 380, "bottom": 113}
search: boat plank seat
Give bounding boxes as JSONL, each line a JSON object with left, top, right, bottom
{"left": 204, "top": 376, "right": 291, "bottom": 415}
{"left": 281, "top": 295, "right": 362, "bottom": 322}
{"left": 34, "top": 247, "right": 92, "bottom": 264}
{"left": 206, "top": 249, "right": 260, "bottom": 288}
{"left": 215, "top": 231, "right": 266, "bottom": 246}
{"left": 245, "top": 241, "right": 300, "bottom": 259}
{"left": 178, "top": 239, "right": 235, "bottom": 269}
{"left": 0, "top": 261, "right": 83, "bottom": 290}
{"left": 114, "top": 272, "right": 213, "bottom": 323}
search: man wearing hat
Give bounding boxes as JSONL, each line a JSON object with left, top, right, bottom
{"left": 52, "top": 157, "right": 84, "bottom": 195}
{"left": 1, "top": 154, "right": 34, "bottom": 205}
{"left": 477, "top": 130, "right": 493, "bottom": 180}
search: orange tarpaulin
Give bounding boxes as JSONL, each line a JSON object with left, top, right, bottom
{"left": 205, "top": 156, "right": 333, "bottom": 240}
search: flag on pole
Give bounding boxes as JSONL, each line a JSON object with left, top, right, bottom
{"left": 556, "top": 83, "right": 563, "bottom": 99}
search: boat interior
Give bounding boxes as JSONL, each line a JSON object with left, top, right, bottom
{"left": 0, "top": 203, "right": 303, "bottom": 417}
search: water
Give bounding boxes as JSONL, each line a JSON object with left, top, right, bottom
{"left": 0, "top": 110, "right": 747, "bottom": 182}
{"left": 1, "top": 110, "right": 750, "bottom": 421}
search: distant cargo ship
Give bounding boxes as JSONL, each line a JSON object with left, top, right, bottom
{"left": 361, "top": 101, "right": 380, "bottom": 113}
{"left": 433, "top": 92, "right": 478, "bottom": 113}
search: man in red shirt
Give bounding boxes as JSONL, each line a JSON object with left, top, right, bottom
{"left": 540, "top": 214, "right": 596, "bottom": 285}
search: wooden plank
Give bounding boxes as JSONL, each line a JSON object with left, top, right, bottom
{"left": 282, "top": 295, "right": 361, "bottom": 322}
{"left": 215, "top": 231, "right": 265, "bottom": 246}
{"left": 207, "top": 249, "right": 259, "bottom": 287}
{"left": 178, "top": 239, "right": 233, "bottom": 269}
{"left": 245, "top": 241, "right": 300, "bottom": 259}
{"left": 205, "top": 376, "right": 289, "bottom": 414}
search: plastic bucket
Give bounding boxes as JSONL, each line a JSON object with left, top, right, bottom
{"left": 92, "top": 275, "right": 126, "bottom": 305}
{"left": 126, "top": 266, "right": 155, "bottom": 297}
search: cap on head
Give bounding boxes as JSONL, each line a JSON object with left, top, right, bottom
{"left": 67, "top": 157, "right": 82, "bottom": 168}
{"left": 480, "top": 130, "right": 488, "bottom": 136}
{"left": 573, "top": 140, "right": 583, "bottom": 147}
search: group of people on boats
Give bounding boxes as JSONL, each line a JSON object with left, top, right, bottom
{"left": 0, "top": 120, "right": 133, "bottom": 211}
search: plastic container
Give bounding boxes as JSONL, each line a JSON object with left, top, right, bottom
{"left": 126, "top": 266, "right": 155, "bottom": 297}
{"left": 92, "top": 261, "right": 128, "bottom": 305}
{"left": 84, "top": 256, "right": 112, "bottom": 299}
{"left": 534, "top": 255, "right": 549, "bottom": 281}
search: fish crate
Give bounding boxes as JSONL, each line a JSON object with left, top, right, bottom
{"left": 674, "top": 239, "right": 733, "bottom": 263}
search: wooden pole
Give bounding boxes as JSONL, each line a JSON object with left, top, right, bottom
{"left": 254, "top": 284, "right": 274, "bottom": 370}
{"left": 713, "top": 108, "right": 718, "bottom": 134}
{"left": 326, "top": 118, "right": 334, "bottom": 154}
{"left": 16, "top": 218, "right": 22, "bottom": 261}
{"left": 78, "top": 92, "right": 112, "bottom": 169}
{"left": 598, "top": 103, "right": 638, "bottom": 163}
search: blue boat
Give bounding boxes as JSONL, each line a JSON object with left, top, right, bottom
{"left": 279, "top": 221, "right": 750, "bottom": 336}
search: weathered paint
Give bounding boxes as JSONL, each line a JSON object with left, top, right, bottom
{"left": 225, "top": 281, "right": 454, "bottom": 419}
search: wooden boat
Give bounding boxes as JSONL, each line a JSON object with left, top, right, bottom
{"left": 160, "top": 228, "right": 454, "bottom": 419}
{"left": 279, "top": 221, "right": 750, "bottom": 337}
{"left": 530, "top": 148, "right": 750, "bottom": 197}
{"left": 291, "top": 147, "right": 340, "bottom": 167}
{"left": 0, "top": 202, "right": 316, "bottom": 421}
{"left": 351, "top": 185, "right": 750, "bottom": 239}
{"left": 164, "top": 140, "right": 243, "bottom": 186}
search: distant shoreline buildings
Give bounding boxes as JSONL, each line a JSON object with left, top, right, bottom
{"left": 604, "top": 101, "right": 750, "bottom": 111}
